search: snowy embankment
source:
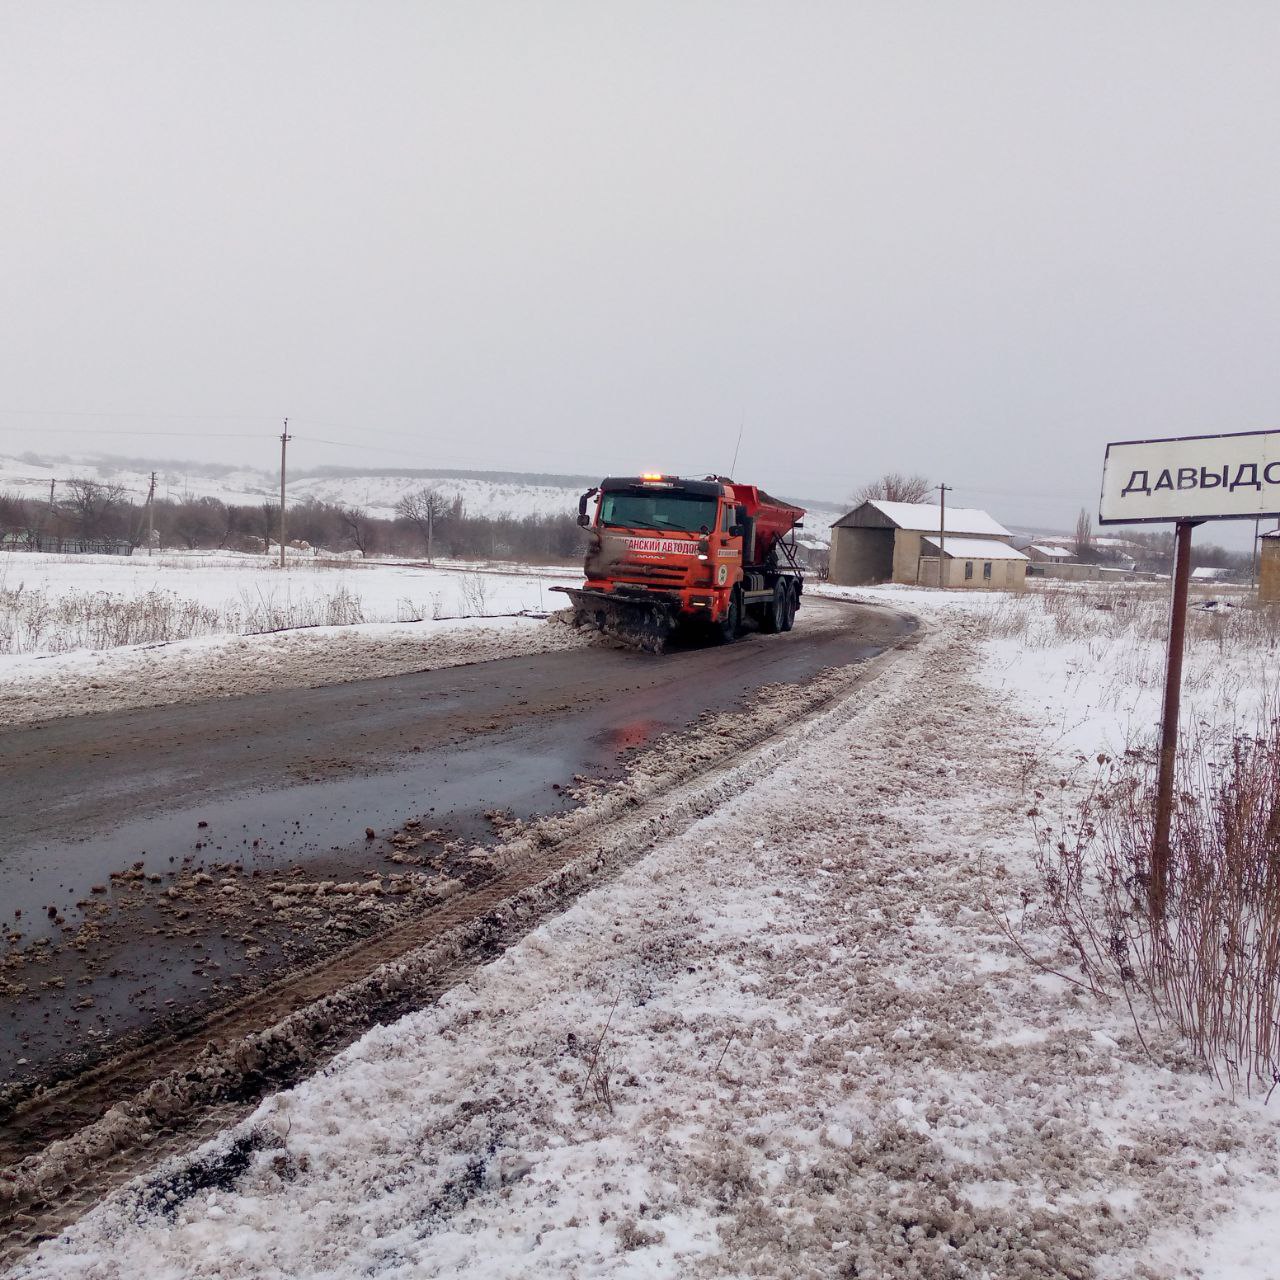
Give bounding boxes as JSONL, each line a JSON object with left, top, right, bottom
{"left": 14, "top": 583, "right": 1280, "bottom": 1279}
{"left": 0, "top": 551, "right": 586, "bottom": 725}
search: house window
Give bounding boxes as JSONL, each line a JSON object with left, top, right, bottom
{"left": 983, "top": 561, "right": 993, "bottom": 580}
{"left": 964, "top": 561, "right": 974, "bottom": 580}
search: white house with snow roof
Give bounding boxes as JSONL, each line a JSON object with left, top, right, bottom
{"left": 829, "top": 499, "right": 1027, "bottom": 591}
{"left": 1025, "top": 543, "right": 1074, "bottom": 564}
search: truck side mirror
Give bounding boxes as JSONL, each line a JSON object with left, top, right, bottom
{"left": 577, "top": 513, "right": 592, "bottom": 528}
{"left": 728, "top": 524, "right": 744, "bottom": 538}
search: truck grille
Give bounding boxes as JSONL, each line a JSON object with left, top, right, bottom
{"left": 614, "top": 560, "right": 689, "bottom": 587}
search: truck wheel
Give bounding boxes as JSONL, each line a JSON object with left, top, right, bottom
{"left": 780, "top": 584, "right": 797, "bottom": 631}
{"left": 761, "top": 581, "right": 786, "bottom": 634}
{"left": 716, "top": 587, "right": 742, "bottom": 643}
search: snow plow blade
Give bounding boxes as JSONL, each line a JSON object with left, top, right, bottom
{"left": 550, "top": 586, "right": 678, "bottom": 654}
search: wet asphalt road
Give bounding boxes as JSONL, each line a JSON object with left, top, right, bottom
{"left": 0, "top": 599, "right": 913, "bottom": 1089}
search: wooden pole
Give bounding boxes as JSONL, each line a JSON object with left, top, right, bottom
{"left": 1150, "top": 519, "right": 1198, "bottom": 921}
{"left": 937, "top": 483, "right": 950, "bottom": 588}
{"left": 278, "top": 420, "right": 290, "bottom": 570}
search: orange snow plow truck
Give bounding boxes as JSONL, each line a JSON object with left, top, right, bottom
{"left": 553, "top": 473, "right": 806, "bottom": 652}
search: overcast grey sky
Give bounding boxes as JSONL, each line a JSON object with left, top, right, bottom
{"left": 1, "top": 2, "right": 1276, "bottom": 534}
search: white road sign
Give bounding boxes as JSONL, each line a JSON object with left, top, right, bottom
{"left": 1099, "top": 428, "right": 1280, "bottom": 525}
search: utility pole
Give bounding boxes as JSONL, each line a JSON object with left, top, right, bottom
{"left": 278, "top": 420, "right": 291, "bottom": 570}
{"left": 427, "top": 500, "right": 434, "bottom": 564}
{"left": 48, "top": 479, "right": 55, "bottom": 518}
{"left": 145, "top": 470, "right": 156, "bottom": 556}
{"left": 936, "top": 483, "right": 951, "bottom": 588}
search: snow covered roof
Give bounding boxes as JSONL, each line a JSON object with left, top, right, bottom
{"left": 1190, "top": 567, "right": 1232, "bottom": 580}
{"left": 1030, "top": 544, "right": 1072, "bottom": 558}
{"left": 921, "top": 536, "right": 1029, "bottom": 561}
{"left": 838, "top": 500, "right": 1011, "bottom": 538}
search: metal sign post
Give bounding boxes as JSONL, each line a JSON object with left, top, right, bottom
{"left": 1150, "top": 519, "right": 1199, "bottom": 920}
{"left": 1099, "top": 427, "right": 1280, "bottom": 923}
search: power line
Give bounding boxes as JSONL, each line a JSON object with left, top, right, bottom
{"left": 291, "top": 431, "right": 595, "bottom": 469}
{"left": 943, "top": 480, "right": 1093, "bottom": 503}
{"left": 294, "top": 435, "right": 470, "bottom": 468}
{"left": 293, "top": 434, "right": 595, "bottom": 473}
{"left": 0, "top": 426, "right": 268, "bottom": 440}
{"left": 0, "top": 409, "right": 278, "bottom": 423}
{"left": 0, "top": 420, "right": 586, "bottom": 471}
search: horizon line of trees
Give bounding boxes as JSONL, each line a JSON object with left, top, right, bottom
{"left": 0, "top": 480, "right": 587, "bottom": 563}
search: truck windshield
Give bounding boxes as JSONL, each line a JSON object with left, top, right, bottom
{"left": 599, "top": 491, "right": 718, "bottom": 533}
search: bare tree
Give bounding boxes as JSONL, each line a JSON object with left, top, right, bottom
{"left": 0, "top": 490, "right": 32, "bottom": 530}
{"left": 169, "top": 495, "right": 225, "bottom": 550}
{"left": 851, "top": 472, "right": 932, "bottom": 505}
{"left": 62, "top": 478, "right": 128, "bottom": 537}
{"left": 338, "top": 505, "right": 377, "bottom": 557}
{"left": 395, "top": 487, "right": 449, "bottom": 560}
{"left": 255, "top": 501, "right": 279, "bottom": 553}
{"left": 1073, "top": 507, "right": 1093, "bottom": 556}
{"left": 215, "top": 502, "right": 246, "bottom": 551}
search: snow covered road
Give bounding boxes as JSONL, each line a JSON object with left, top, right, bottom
{"left": 10, "top": 595, "right": 1279, "bottom": 1279}
{"left": 0, "top": 598, "right": 908, "bottom": 1095}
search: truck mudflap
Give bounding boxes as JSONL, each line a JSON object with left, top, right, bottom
{"left": 550, "top": 586, "right": 680, "bottom": 654}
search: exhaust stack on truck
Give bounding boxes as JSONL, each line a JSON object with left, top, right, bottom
{"left": 553, "top": 474, "right": 805, "bottom": 652}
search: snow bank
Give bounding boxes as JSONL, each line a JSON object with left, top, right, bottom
{"left": 0, "top": 551, "right": 572, "bottom": 649}
{"left": 0, "top": 553, "right": 589, "bottom": 725}
{"left": 0, "top": 616, "right": 588, "bottom": 728}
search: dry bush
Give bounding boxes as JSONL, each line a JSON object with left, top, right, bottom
{"left": 977, "top": 587, "right": 1280, "bottom": 729}
{"left": 976, "top": 583, "right": 1280, "bottom": 655}
{"left": 972, "top": 583, "right": 1169, "bottom": 647}
{"left": 587, "top": 1045, "right": 616, "bottom": 1115}
{"left": 235, "top": 584, "right": 365, "bottom": 632}
{"left": 0, "top": 584, "right": 224, "bottom": 653}
{"left": 395, "top": 593, "right": 447, "bottom": 623}
{"left": 617, "top": 1217, "right": 665, "bottom": 1251}
{"left": 457, "top": 572, "right": 490, "bottom": 616}
{"left": 1025, "top": 704, "right": 1280, "bottom": 1094}
{"left": 0, "top": 582, "right": 369, "bottom": 653}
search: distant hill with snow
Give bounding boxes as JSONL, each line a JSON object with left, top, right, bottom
{"left": 0, "top": 453, "right": 848, "bottom": 543}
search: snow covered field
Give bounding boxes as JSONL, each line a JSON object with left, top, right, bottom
{"left": 10, "top": 583, "right": 1280, "bottom": 1278}
{"left": 0, "top": 551, "right": 586, "bottom": 725}
{"left": 822, "top": 580, "right": 1280, "bottom": 751}
{"left": 0, "top": 454, "right": 604, "bottom": 522}
{"left": 0, "top": 550, "right": 573, "bottom": 647}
